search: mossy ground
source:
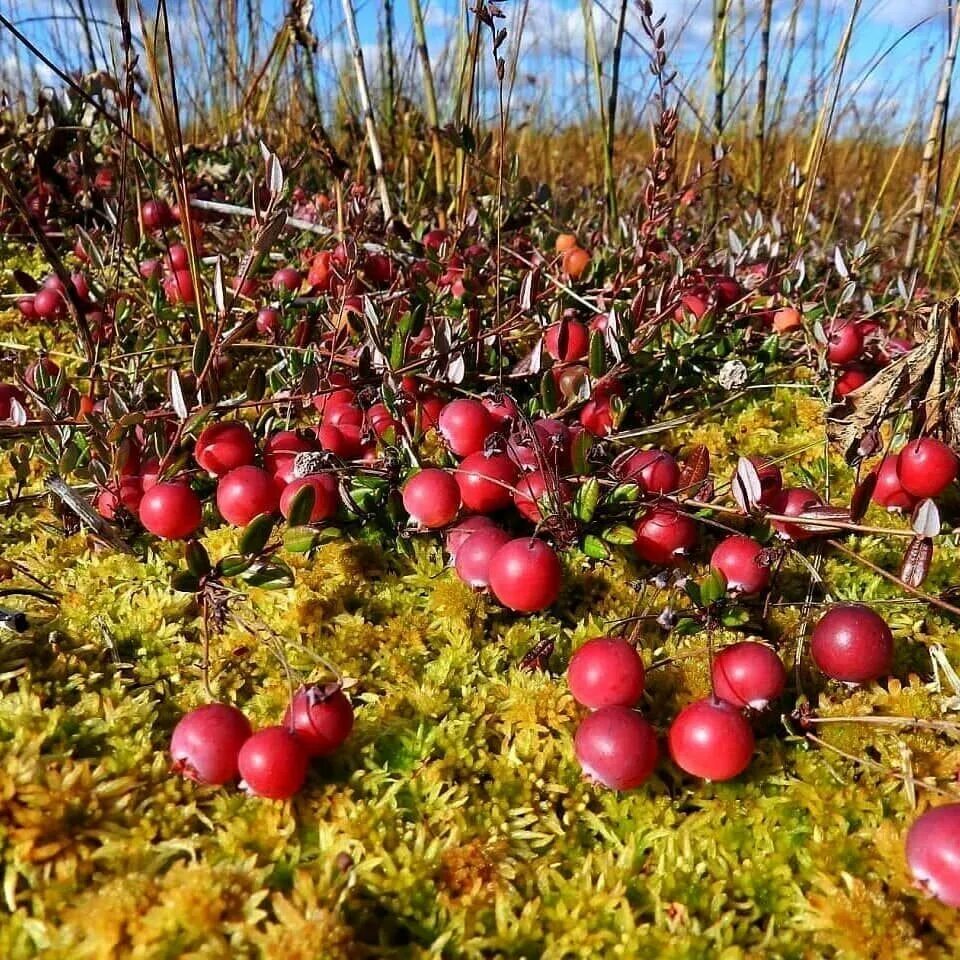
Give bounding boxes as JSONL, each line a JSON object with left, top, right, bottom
{"left": 3, "top": 305, "right": 960, "bottom": 957}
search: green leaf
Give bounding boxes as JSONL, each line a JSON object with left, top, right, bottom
{"left": 389, "top": 329, "right": 405, "bottom": 370}
{"left": 609, "top": 482, "right": 641, "bottom": 504}
{"left": 238, "top": 513, "right": 275, "bottom": 556}
{"left": 603, "top": 524, "right": 637, "bottom": 545}
{"left": 170, "top": 570, "right": 200, "bottom": 594}
{"left": 589, "top": 331, "right": 605, "bottom": 378}
{"left": 700, "top": 568, "right": 728, "bottom": 607}
{"left": 683, "top": 579, "right": 702, "bottom": 607}
{"left": 242, "top": 560, "right": 295, "bottom": 590}
{"left": 192, "top": 329, "right": 212, "bottom": 377}
{"left": 673, "top": 617, "right": 702, "bottom": 636}
{"left": 583, "top": 534, "right": 610, "bottom": 560}
{"left": 58, "top": 443, "right": 81, "bottom": 476}
{"left": 246, "top": 367, "right": 266, "bottom": 401}
{"left": 571, "top": 428, "right": 592, "bottom": 475}
{"left": 285, "top": 483, "right": 317, "bottom": 527}
{"left": 573, "top": 477, "right": 600, "bottom": 523}
{"left": 217, "top": 554, "right": 254, "bottom": 578}
{"left": 721, "top": 607, "right": 750, "bottom": 627}
{"left": 283, "top": 525, "right": 319, "bottom": 553}
{"left": 184, "top": 540, "right": 211, "bottom": 578}
{"left": 540, "top": 371, "right": 558, "bottom": 413}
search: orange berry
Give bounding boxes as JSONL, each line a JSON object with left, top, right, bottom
{"left": 772, "top": 307, "right": 802, "bottom": 334}
{"left": 562, "top": 247, "right": 591, "bottom": 280}
{"left": 555, "top": 233, "right": 578, "bottom": 253}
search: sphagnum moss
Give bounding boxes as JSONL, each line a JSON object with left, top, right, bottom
{"left": 3, "top": 385, "right": 960, "bottom": 958}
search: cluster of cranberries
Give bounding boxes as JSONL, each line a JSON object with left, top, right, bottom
{"left": 867, "top": 437, "right": 958, "bottom": 511}
{"left": 823, "top": 317, "right": 915, "bottom": 399}
{"left": 170, "top": 684, "right": 354, "bottom": 799}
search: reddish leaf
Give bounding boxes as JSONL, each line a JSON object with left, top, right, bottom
{"left": 850, "top": 473, "right": 877, "bottom": 524}
{"left": 900, "top": 536, "right": 933, "bottom": 588}
{"left": 678, "top": 444, "right": 710, "bottom": 492}
{"left": 13, "top": 270, "right": 39, "bottom": 294}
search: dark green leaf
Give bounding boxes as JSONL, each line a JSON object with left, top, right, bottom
{"left": 242, "top": 560, "right": 295, "bottom": 589}
{"left": 246, "top": 367, "right": 266, "bottom": 401}
{"left": 573, "top": 477, "right": 600, "bottom": 523}
{"left": 218, "top": 554, "right": 254, "bottom": 578}
{"left": 721, "top": 607, "right": 750, "bottom": 627}
{"left": 283, "top": 526, "right": 319, "bottom": 553}
{"left": 170, "top": 570, "right": 200, "bottom": 593}
{"left": 238, "top": 513, "right": 275, "bottom": 556}
{"left": 184, "top": 540, "right": 211, "bottom": 578}
{"left": 286, "top": 483, "right": 317, "bottom": 527}
{"left": 589, "top": 331, "right": 605, "bottom": 378}
{"left": 540, "top": 371, "right": 558, "bottom": 413}
{"left": 700, "top": 568, "right": 728, "bottom": 606}
{"left": 683, "top": 579, "right": 702, "bottom": 607}
{"left": 609, "top": 482, "right": 641, "bottom": 504}
{"left": 673, "top": 617, "right": 702, "bottom": 636}
{"left": 192, "top": 329, "right": 212, "bottom": 377}
{"left": 571, "top": 428, "right": 592, "bottom": 475}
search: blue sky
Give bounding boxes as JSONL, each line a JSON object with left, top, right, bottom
{"left": 0, "top": 1, "right": 953, "bottom": 133}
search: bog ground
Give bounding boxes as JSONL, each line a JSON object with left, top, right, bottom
{"left": 4, "top": 2, "right": 960, "bottom": 958}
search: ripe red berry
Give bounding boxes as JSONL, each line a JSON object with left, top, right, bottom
{"left": 194, "top": 421, "right": 256, "bottom": 477}
{"left": 32, "top": 286, "right": 65, "bottom": 320}
{"left": 317, "top": 422, "right": 364, "bottom": 460}
{"left": 438, "top": 399, "right": 495, "bottom": 457}
{"left": 869, "top": 455, "right": 917, "bottom": 511}
{"left": 455, "top": 451, "right": 518, "bottom": 513}
{"left": 454, "top": 526, "right": 511, "bottom": 587}
{"left": 283, "top": 685, "right": 355, "bottom": 757}
{"left": 263, "top": 429, "right": 318, "bottom": 476}
{"left": 906, "top": 804, "right": 960, "bottom": 908}
{"left": 139, "top": 482, "right": 203, "bottom": 539}
{"left": 668, "top": 698, "right": 755, "bottom": 781}
{"left": 633, "top": 504, "right": 697, "bottom": 566}
{"left": 216, "top": 465, "right": 280, "bottom": 526}
{"left": 897, "top": 438, "right": 958, "bottom": 499}
{"left": 710, "top": 535, "right": 770, "bottom": 595}
{"left": 481, "top": 393, "right": 518, "bottom": 427}
{"left": 141, "top": 199, "right": 174, "bottom": 232}
{"left": 513, "top": 470, "right": 573, "bottom": 523}
{"left": 768, "top": 487, "right": 824, "bottom": 541}
{"left": 17, "top": 297, "right": 37, "bottom": 320}
{"left": 825, "top": 321, "right": 864, "bottom": 365}
{"left": 164, "top": 243, "right": 190, "bottom": 271}
{"left": 810, "top": 603, "right": 893, "bottom": 684}
{"left": 544, "top": 319, "right": 590, "bottom": 362}
{"left": 568, "top": 637, "right": 646, "bottom": 710}
{"left": 402, "top": 468, "right": 461, "bottom": 528}
{"left": 834, "top": 365, "right": 869, "bottom": 398}
{"left": 170, "top": 703, "right": 252, "bottom": 785}
{"left": 163, "top": 268, "right": 196, "bottom": 305}
{"left": 313, "top": 386, "right": 358, "bottom": 418}
{"left": 750, "top": 458, "right": 783, "bottom": 507}
{"left": 445, "top": 516, "right": 497, "bottom": 560}
{"left": 271, "top": 267, "right": 302, "bottom": 294}
{"left": 256, "top": 307, "right": 281, "bottom": 337}
{"left": 237, "top": 726, "right": 309, "bottom": 799}
{"left": 712, "top": 642, "right": 787, "bottom": 709}
{"left": 279, "top": 475, "right": 339, "bottom": 522}
{"left": 94, "top": 477, "right": 144, "bottom": 520}
{"left": 617, "top": 448, "right": 680, "bottom": 494}
{"left": 574, "top": 706, "right": 658, "bottom": 790}
{"left": 488, "top": 537, "right": 562, "bottom": 612}
{"left": 579, "top": 397, "right": 615, "bottom": 436}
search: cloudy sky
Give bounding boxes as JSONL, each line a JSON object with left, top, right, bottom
{"left": 0, "top": 0, "right": 953, "bottom": 133}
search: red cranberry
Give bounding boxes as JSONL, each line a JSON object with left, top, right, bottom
{"left": 454, "top": 526, "right": 511, "bottom": 588}
{"left": 367, "top": 403, "right": 400, "bottom": 439}
{"left": 17, "top": 297, "right": 37, "bottom": 320}
{"left": 481, "top": 393, "right": 519, "bottom": 427}
{"left": 513, "top": 470, "right": 573, "bottom": 523}
{"left": 445, "top": 516, "right": 498, "bottom": 560}
{"left": 279, "top": 475, "right": 339, "bottom": 522}
{"left": 194, "top": 421, "right": 256, "bottom": 477}
{"left": 402, "top": 469, "right": 461, "bottom": 528}
{"left": 617, "top": 448, "right": 680, "bottom": 494}
{"left": 170, "top": 703, "right": 252, "bottom": 785}
{"left": 216, "top": 466, "right": 280, "bottom": 526}
{"left": 94, "top": 478, "right": 143, "bottom": 520}
{"left": 750, "top": 458, "right": 783, "bottom": 507}
{"left": 455, "top": 451, "right": 518, "bottom": 513}
{"left": 237, "top": 726, "right": 309, "bottom": 799}
{"left": 544, "top": 319, "right": 590, "bottom": 362}
{"left": 668, "top": 698, "right": 754, "bottom": 781}
{"left": 271, "top": 267, "right": 302, "bottom": 294}
{"left": 906, "top": 804, "right": 960, "bottom": 907}
{"left": 164, "top": 243, "right": 190, "bottom": 271}
{"left": 32, "top": 286, "right": 65, "bottom": 320}
{"left": 488, "top": 537, "right": 562, "bottom": 612}
{"left": 834, "top": 365, "right": 869, "bottom": 398}
{"left": 897, "top": 438, "right": 958, "bottom": 499}
{"left": 263, "top": 430, "right": 318, "bottom": 475}
{"left": 163, "top": 269, "right": 196, "bottom": 305}
{"left": 810, "top": 604, "right": 893, "bottom": 684}
{"left": 568, "top": 637, "right": 646, "bottom": 710}
{"left": 141, "top": 199, "right": 174, "bottom": 232}
{"left": 712, "top": 642, "right": 786, "bottom": 709}
{"left": 283, "top": 685, "right": 354, "bottom": 757}
{"left": 139, "top": 482, "right": 203, "bottom": 539}
{"left": 825, "top": 321, "right": 864, "bottom": 365}
{"left": 579, "top": 397, "right": 615, "bottom": 436}
{"left": 574, "top": 706, "right": 658, "bottom": 790}
{"left": 437, "top": 399, "right": 495, "bottom": 457}
{"left": 710, "top": 535, "right": 770, "bottom": 595}
{"left": 633, "top": 505, "right": 697, "bottom": 566}
{"left": 768, "top": 487, "right": 824, "bottom": 541}
{"left": 256, "top": 307, "right": 281, "bottom": 336}
{"left": 870, "top": 455, "right": 917, "bottom": 511}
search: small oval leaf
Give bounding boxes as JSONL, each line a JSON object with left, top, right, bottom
{"left": 238, "top": 513, "right": 275, "bottom": 556}
{"left": 583, "top": 534, "right": 610, "bottom": 560}
{"left": 900, "top": 536, "right": 933, "bottom": 588}
{"left": 286, "top": 483, "right": 317, "bottom": 528}
{"left": 678, "top": 444, "right": 710, "bottom": 492}
{"left": 184, "top": 540, "right": 212, "bottom": 578}
{"left": 217, "top": 554, "right": 254, "bottom": 578}
{"left": 283, "top": 525, "right": 319, "bottom": 553}
{"left": 170, "top": 570, "right": 201, "bottom": 593}
{"left": 574, "top": 476, "right": 600, "bottom": 523}
{"left": 912, "top": 499, "right": 941, "bottom": 538}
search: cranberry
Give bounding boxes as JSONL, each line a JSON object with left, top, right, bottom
{"left": 768, "top": 487, "right": 824, "bottom": 541}
{"left": 263, "top": 429, "right": 318, "bottom": 475}
{"left": 579, "top": 397, "right": 615, "bottom": 436}
{"left": 455, "top": 451, "right": 518, "bottom": 513}
{"left": 141, "top": 199, "right": 174, "bottom": 231}
{"left": 164, "top": 243, "right": 190, "bottom": 271}
{"left": 544, "top": 319, "right": 590, "bottom": 362}
{"left": 712, "top": 642, "right": 786, "bottom": 709}
{"left": 574, "top": 706, "right": 658, "bottom": 790}
{"left": 906, "top": 804, "right": 960, "bottom": 907}
{"left": 437, "top": 399, "right": 495, "bottom": 457}
{"left": 256, "top": 308, "right": 281, "bottom": 336}
{"left": 94, "top": 478, "right": 143, "bottom": 520}
{"left": 481, "top": 393, "right": 518, "bottom": 427}
{"left": 834, "top": 365, "right": 869, "bottom": 398}
{"left": 317, "top": 422, "right": 364, "bottom": 459}
{"left": 237, "top": 726, "right": 309, "bottom": 799}
{"left": 825, "top": 321, "right": 864, "bottom": 365}
{"left": 163, "top": 268, "right": 196, "bottom": 305}
{"left": 869, "top": 455, "right": 917, "bottom": 511}
{"left": 271, "top": 267, "right": 302, "bottom": 294}
{"left": 139, "top": 482, "right": 203, "bottom": 539}
{"left": 513, "top": 469, "right": 573, "bottom": 523}
{"left": 750, "top": 458, "right": 783, "bottom": 506}
{"left": 810, "top": 603, "right": 893, "bottom": 684}
{"left": 170, "top": 703, "right": 252, "bottom": 785}
{"left": 668, "top": 698, "right": 755, "bottom": 781}
{"left": 897, "top": 438, "right": 958, "bottom": 499}
{"left": 710, "top": 534, "right": 770, "bottom": 595}
{"left": 283, "top": 685, "right": 355, "bottom": 757}
{"left": 17, "top": 297, "right": 37, "bottom": 320}
{"left": 633, "top": 504, "right": 697, "bottom": 566}
{"left": 454, "top": 526, "right": 511, "bottom": 587}
{"left": 568, "top": 637, "right": 646, "bottom": 710}
{"left": 445, "top": 516, "right": 498, "bottom": 560}
{"left": 194, "top": 421, "right": 256, "bottom": 477}
{"left": 32, "top": 286, "right": 65, "bottom": 320}
{"left": 617, "top": 448, "right": 680, "bottom": 494}
{"left": 279, "top": 475, "right": 339, "bottom": 522}
{"left": 402, "top": 469, "right": 461, "bottom": 528}
{"left": 216, "top": 466, "right": 280, "bottom": 526}
{"left": 488, "top": 537, "right": 562, "bottom": 612}
{"left": 367, "top": 403, "right": 401, "bottom": 439}
{"left": 313, "top": 386, "right": 357, "bottom": 417}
